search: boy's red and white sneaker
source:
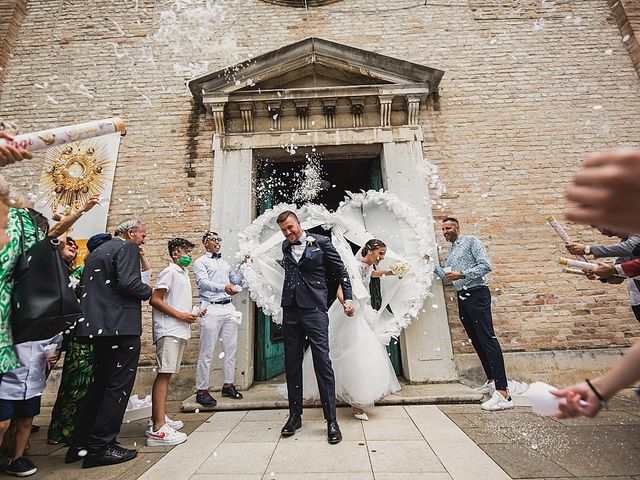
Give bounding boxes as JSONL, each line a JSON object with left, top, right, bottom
{"left": 145, "top": 415, "right": 184, "bottom": 437}
{"left": 146, "top": 423, "right": 187, "bottom": 446}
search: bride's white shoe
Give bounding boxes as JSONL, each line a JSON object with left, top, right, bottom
{"left": 353, "top": 412, "right": 369, "bottom": 421}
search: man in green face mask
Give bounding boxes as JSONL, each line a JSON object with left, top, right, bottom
{"left": 147, "top": 238, "right": 199, "bottom": 446}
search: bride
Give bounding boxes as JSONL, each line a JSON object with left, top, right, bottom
{"left": 302, "top": 238, "right": 401, "bottom": 420}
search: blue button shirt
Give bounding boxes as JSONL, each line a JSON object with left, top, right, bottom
{"left": 434, "top": 235, "right": 492, "bottom": 292}
{"left": 0, "top": 335, "right": 63, "bottom": 401}
{"left": 192, "top": 253, "right": 243, "bottom": 303}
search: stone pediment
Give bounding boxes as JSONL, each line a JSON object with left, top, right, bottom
{"left": 188, "top": 37, "right": 444, "bottom": 134}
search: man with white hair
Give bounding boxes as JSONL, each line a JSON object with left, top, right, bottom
{"left": 65, "top": 219, "right": 153, "bottom": 469}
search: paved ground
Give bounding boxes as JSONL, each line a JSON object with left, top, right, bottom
{"left": 16, "top": 390, "right": 640, "bottom": 479}
{"left": 444, "top": 392, "right": 640, "bottom": 480}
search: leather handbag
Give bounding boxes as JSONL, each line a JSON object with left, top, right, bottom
{"left": 11, "top": 212, "right": 83, "bottom": 344}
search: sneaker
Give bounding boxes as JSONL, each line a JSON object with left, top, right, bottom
{"left": 146, "top": 423, "right": 188, "bottom": 447}
{"left": 481, "top": 391, "right": 514, "bottom": 411}
{"left": 196, "top": 390, "right": 217, "bottom": 406}
{"left": 475, "top": 380, "right": 495, "bottom": 395}
{"left": 221, "top": 384, "right": 243, "bottom": 399}
{"left": 145, "top": 415, "right": 184, "bottom": 436}
{"left": 6, "top": 457, "right": 37, "bottom": 477}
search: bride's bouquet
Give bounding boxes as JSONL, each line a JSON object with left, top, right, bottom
{"left": 390, "top": 260, "right": 410, "bottom": 279}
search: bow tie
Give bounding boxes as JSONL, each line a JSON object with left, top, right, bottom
{"left": 211, "top": 253, "right": 221, "bottom": 259}
{"left": 291, "top": 241, "right": 303, "bottom": 246}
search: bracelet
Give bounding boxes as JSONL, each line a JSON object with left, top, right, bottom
{"left": 585, "top": 379, "right": 608, "bottom": 409}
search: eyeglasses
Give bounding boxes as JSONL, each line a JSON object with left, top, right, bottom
{"left": 207, "top": 237, "right": 222, "bottom": 243}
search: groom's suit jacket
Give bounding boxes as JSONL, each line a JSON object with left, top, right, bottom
{"left": 280, "top": 233, "right": 353, "bottom": 310}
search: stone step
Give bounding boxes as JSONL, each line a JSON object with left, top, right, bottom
{"left": 181, "top": 380, "right": 483, "bottom": 412}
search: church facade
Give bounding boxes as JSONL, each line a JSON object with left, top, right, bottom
{"left": 1, "top": 0, "right": 640, "bottom": 393}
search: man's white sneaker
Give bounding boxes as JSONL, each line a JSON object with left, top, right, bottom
{"left": 145, "top": 416, "right": 184, "bottom": 436}
{"left": 475, "top": 380, "right": 496, "bottom": 395}
{"left": 481, "top": 391, "right": 514, "bottom": 411}
{"left": 146, "top": 423, "right": 188, "bottom": 446}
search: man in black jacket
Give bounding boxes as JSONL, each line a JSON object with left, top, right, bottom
{"left": 276, "top": 211, "right": 354, "bottom": 444}
{"left": 66, "top": 219, "right": 152, "bottom": 468}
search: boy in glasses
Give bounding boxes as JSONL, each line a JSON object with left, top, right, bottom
{"left": 192, "top": 231, "right": 245, "bottom": 406}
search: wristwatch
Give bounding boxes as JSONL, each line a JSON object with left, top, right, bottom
{"left": 584, "top": 245, "right": 591, "bottom": 255}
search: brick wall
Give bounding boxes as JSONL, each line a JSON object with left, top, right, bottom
{"left": 0, "top": 0, "right": 639, "bottom": 365}
{"left": 0, "top": 0, "right": 27, "bottom": 92}
{"left": 608, "top": 0, "right": 640, "bottom": 76}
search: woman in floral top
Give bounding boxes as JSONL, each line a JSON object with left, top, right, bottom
{"left": 0, "top": 209, "right": 46, "bottom": 373}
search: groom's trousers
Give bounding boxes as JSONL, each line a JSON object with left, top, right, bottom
{"left": 282, "top": 305, "right": 337, "bottom": 421}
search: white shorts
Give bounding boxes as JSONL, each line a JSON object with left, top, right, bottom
{"left": 156, "top": 336, "right": 187, "bottom": 374}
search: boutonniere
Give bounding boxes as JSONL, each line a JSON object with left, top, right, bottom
{"left": 306, "top": 236, "right": 316, "bottom": 245}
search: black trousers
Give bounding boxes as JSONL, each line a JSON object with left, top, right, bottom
{"left": 282, "top": 305, "right": 336, "bottom": 421}
{"left": 457, "top": 286, "right": 508, "bottom": 391}
{"left": 72, "top": 335, "right": 141, "bottom": 451}
{"left": 632, "top": 305, "right": 640, "bottom": 322}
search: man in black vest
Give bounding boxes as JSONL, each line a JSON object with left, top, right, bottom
{"left": 66, "top": 219, "right": 153, "bottom": 468}
{"left": 276, "top": 210, "right": 354, "bottom": 444}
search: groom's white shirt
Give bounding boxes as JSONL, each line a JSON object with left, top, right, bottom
{"left": 291, "top": 231, "right": 307, "bottom": 263}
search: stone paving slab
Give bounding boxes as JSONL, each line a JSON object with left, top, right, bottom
{"left": 143, "top": 405, "right": 507, "bottom": 480}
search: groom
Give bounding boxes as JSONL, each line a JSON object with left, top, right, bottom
{"left": 277, "top": 210, "right": 355, "bottom": 444}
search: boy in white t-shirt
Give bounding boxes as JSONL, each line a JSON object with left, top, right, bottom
{"left": 147, "top": 238, "right": 199, "bottom": 446}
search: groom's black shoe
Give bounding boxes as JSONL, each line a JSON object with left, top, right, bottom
{"left": 281, "top": 414, "right": 302, "bottom": 436}
{"left": 327, "top": 420, "right": 342, "bottom": 444}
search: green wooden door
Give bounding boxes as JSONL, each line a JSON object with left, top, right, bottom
{"left": 254, "top": 164, "right": 286, "bottom": 381}
{"left": 369, "top": 160, "right": 403, "bottom": 377}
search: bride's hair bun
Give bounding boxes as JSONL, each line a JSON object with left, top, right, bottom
{"left": 362, "top": 239, "right": 386, "bottom": 256}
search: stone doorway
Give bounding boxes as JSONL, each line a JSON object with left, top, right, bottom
{"left": 253, "top": 145, "right": 403, "bottom": 381}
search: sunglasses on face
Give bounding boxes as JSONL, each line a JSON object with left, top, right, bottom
{"left": 207, "top": 237, "right": 222, "bottom": 243}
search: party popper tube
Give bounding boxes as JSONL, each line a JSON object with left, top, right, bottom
{"left": 0, "top": 117, "right": 126, "bottom": 152}
{"left": 559, "top": 258, "right": 595, "bottom": 271}
{"left": 562, "top": 267, "right": 588, "bottom": 275}
{"left": 546, "top": 215, "right": 588, "bottom": 262}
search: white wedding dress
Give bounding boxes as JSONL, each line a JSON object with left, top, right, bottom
{"left": 301, "top": 259, "right": 401, "bottom": 407}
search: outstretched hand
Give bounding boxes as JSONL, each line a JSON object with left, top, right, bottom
{"left": 551, "top": 382, "right": 604, "bottom": 419}
{"left": 565, "top": 243, "right": 587, "bottom": 256}
{"left": 82, "top": 194, "right": 101, "bottom": 212}
{"left": 565, "top": 150, "right": 640, "bottom": 232}
{"left": 0, "top": 131, "right": 32, "bottom": 167}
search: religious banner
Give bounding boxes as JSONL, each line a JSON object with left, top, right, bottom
{"left": 34, "top": 132, "right": 122, "bottom": 263}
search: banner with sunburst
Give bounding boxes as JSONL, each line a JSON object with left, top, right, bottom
{"left": 35, "top": 132, "right": 121, "bottom": 262}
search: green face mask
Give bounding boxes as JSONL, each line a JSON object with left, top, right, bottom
{"left": 178, "top": 255, "right": 192, "bottom": 267}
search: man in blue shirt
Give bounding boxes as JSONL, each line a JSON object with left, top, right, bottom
{"left": 192, "top": 231, "right": 244, "bottom": 406}
{"left": 433, "top": 217, "right": 512, "bottom": 411}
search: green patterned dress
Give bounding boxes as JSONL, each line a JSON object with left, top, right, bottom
{"left": 0, "top": 209, "right": 43, "bottom": 374}
{"left": 47, "top": 265, "right": 95, "bottom": 444}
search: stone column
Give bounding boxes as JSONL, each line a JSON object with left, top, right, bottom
{"left": 322, "top": 99, "right": 336, "bottom": 129}
{"left": 295, "top": 102, "right": 309, "bottom": 130}
{"left": 350, "top": 97, "right": 364, "bottom": 128}
{"left": 267, "top": 102, "right": 281, "bottom": 131}
{"left": 210, "top": 141, "right": 255, "bottom": 389}
{"left": 209, "top": 103, "right": 226, "bottom": 134}
{"left": 379, "top": 95, "right": 394, "bottom": 127}
{"left": 239, "top": 103, "right": 254, "bottom": 133}
{"left": 406, "top": 95, "right": 421, "bottom": 125}
{"left": 381, "top": 139, "right": 457, "bottom": 382}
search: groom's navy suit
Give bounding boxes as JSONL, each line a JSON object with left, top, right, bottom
{"left": 281, "top": 233, "right": 352, "bottom": 421}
